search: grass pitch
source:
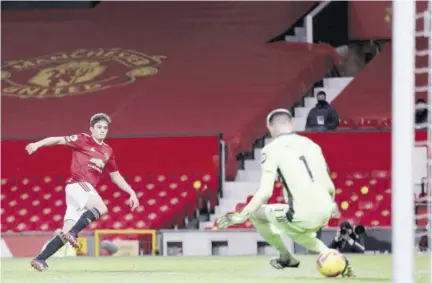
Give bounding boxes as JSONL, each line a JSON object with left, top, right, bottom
{"left": 1, "top": 255, "right": 430, "bottom": 283}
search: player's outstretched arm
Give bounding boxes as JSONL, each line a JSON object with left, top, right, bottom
{"left": 110, "top": 171, "right": 140, "bottom": 211}
{"left": 241, "top": 172, "right": 275, "bottom": 218}
{"left": 25, "top": 137, "right": 66, "bottom": 155}
{"left": 240, "top": 149, "right": 277, "bottom": 219}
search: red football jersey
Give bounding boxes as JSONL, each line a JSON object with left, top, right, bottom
{"left": 64, "top": 133, "right": 118, "bottom": 187}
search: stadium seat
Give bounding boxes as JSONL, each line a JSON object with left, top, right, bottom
{"left": 357, "top": 118, "right": 380, "bottom": 129}
{"left": 206, "top": 171, "right": 394, "bottom": 230}
{"left": 1, "top": 172, "right": 217, "bottom": 232}
{"left": 338, "top": 118, "right": 357, "bottom": 129}
{"left": 379, "top": 117, "right": 392, "bottom": 129}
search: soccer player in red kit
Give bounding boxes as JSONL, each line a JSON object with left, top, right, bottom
{"left": 26, "top": 113, "right": 140, "bottom": 271}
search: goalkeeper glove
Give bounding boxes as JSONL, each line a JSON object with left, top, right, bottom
{"left": 217, "top": 213, "right": 247, "bottom": 229}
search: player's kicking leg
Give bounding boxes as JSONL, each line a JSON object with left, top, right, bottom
{"left": 250, "top": 205, "right": 300, "bottom": 269}
{"left": 61, "top": 194, "right": 107, "bottom": 248}
{"left": 30, "top": 220, "right": 75, "bottom": 271}
{"left": 57, "top": 182, "right": 107, "bottom": 249}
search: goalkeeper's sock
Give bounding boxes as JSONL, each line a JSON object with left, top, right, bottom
{"left": 250, "top": 217, "right": 295, "bottom": 261}
{"left": 293, "top": 233, "right": 329, "bottom": 254}
{"left": 37, "top": 235, "right": 66, "bottom": 260}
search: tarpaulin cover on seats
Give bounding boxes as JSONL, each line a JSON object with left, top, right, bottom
{"left": 1, "top": 2, "right": 338, "bottom": 179}
{"left": 1, "top": 136, "right": 220, "bottom": 178}
{"left": 333, "top": 1, "right": 429, "bottom": 120}
{"left": 332, "top": 44, "right": 392, "bottom": 120}
{"left": 304, "top": 130, "right": 427, "bottom": 173}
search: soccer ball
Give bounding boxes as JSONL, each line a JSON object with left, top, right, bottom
{"left": 316, "top": 249, "right": 347, "bottom": 277}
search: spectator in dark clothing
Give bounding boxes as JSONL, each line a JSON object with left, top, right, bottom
{"left": 305, "top": 91, "right": 340, "bottom": 131}
{"left": 415, "top": 98, "right": 428, "bottom": 130}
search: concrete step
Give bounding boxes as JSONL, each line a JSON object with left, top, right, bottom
{"left": 305, "top": 97, "right": 317, "bottom": 108}
{"left": 223, "top": 181, "right": 259, "bottom": 197}
{"left": 284, "top": 35, "right": 300, "bottom": 42}
{"left": 215, "top": 201, "right": 242, "bottom": 216}
{"left": 323, "top": 77, "right": 353, "bottom": 90}
{"left": 200, "top": 220, "right": 214, "bottom": 229}
{"left": 235, "top": 169, "right": 261, "bottom": 182}
{"left": 293, "top": 117, "right": 306, "bottom": 132}
{"left": 296, "top": 35, "right": 307, "bottom": 42}
{"left": 294, "top": 106, "right": 310, "bottom": 118}
{"left": 294, "top": 26, "right": 306, "bottom": 37}
{"left": 254, "top": 148, "right": 263, "bottom": 159}
{"left": 244, "top": 159, "right": 261, "bottom": 171}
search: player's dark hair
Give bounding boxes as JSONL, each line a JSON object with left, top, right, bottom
{"left": 90, "top": 113, "right": 111, "bottom": 127}
{"left": 268, "top": 111, "right": 292, "bottom": 125}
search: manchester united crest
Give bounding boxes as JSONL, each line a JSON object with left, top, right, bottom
{"left": 1, "top": 48, "right": 166, "bottom": 98}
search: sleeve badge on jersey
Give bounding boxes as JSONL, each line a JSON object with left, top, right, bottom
{"left": 67, "top": 135, "right": 78, "bottom": 142}
{"left": 261, "top": 153, "right": 267, "bottom": 164}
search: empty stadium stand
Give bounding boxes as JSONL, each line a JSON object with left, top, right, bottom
{"left": 1, "top": 2, "right": 338, "bottom": 181}
{"left": 1, "top": 173, "right": 216, "bottom": 232}
{"left": 206, "top": 171, "right": 393, "bottom": 229}
{"left": 3, "top": 2, "right": 429, "bottom": 237}
{"left": 1, "top": 136, "right": 220, "bottom": 232}
{"left": 206, "top": 171, "right": 425, "bottom": 230}
{"left": 2, "top": 130, "right": 427, "bottom": 233}
{"left": 206, "top": 130, "right": 428, "bottom": 229}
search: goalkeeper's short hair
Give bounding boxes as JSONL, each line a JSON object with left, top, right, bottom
{"left": 266, "top": 109, "right": 292, "bottom": 127}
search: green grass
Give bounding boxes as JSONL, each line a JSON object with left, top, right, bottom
{"left": 0, "top": 255, "right": 430, "bottom": 283}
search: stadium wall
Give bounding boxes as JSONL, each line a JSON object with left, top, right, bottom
{"left": 1, "top": 228, "right": 397, "bottom": 258}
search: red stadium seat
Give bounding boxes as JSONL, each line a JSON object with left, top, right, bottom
{"left": 1, "top": 172, "right": 216, "bottom": 232}
{"left": 357, "top": 118, "right": 380, "bottom": 129}
{"left": 206, "top": 171, "right": 395, "bottom": 230}
{"left": 379, "top": 117, "right": 392, "bottom": 129}
{"left": 235, "top": 203, "right": 246, "bottom": 212}
{"left": 338, "top": 118, "right": 358, "bottom": 129}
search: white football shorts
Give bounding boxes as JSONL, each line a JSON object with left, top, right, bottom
{"left": 64, "top": 182, "right": 99, "bottom": 222}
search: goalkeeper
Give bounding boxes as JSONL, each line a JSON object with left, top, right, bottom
{"left": 217, "top": 109, "right": 354, "bottom": 277}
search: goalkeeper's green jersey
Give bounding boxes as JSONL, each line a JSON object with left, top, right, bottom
{"left": 242, "top": 133, "right": 336, "bottom": 223}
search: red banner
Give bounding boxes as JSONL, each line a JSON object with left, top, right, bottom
{"left": 1, "top": 135, "right": 220, "bottom": 180}
{"left": 304, "top": 130, "right": 427, "bottom": 172}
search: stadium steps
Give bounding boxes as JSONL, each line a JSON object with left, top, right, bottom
{"left": 200, "top": 138, "right": 274, "bottom": 229}
{"left": 284, "top": 27, "right": 307, "bottom": 43}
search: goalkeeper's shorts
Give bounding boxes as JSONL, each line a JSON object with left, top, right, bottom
{"left": 263, "top": 203, "right": 331, "bottom": 237}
